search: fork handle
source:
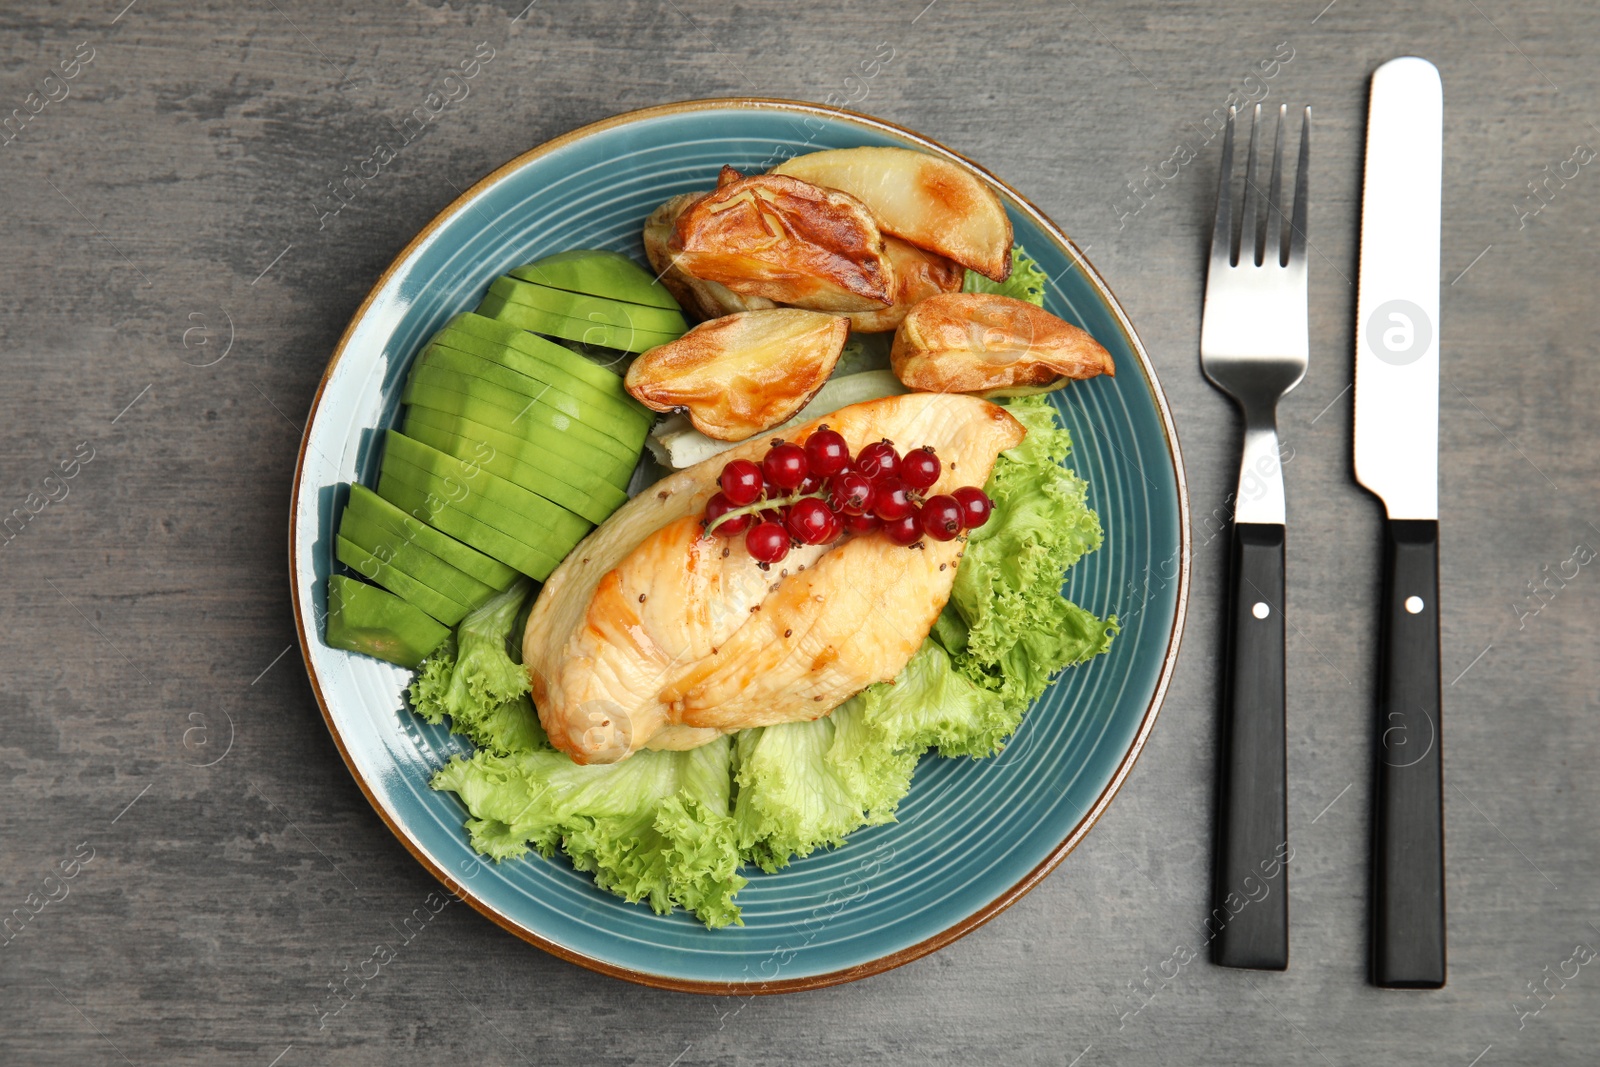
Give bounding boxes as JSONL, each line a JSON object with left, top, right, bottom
{"left": 1371, "top": 519, "right": 1446, "bottom": 988}
{"left": 1211, "top": 522, "right": 1289, "bottom": 970}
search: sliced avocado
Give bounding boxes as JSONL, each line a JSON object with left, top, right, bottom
{"left": 418, "top": 342, "right": 651, "bottom": 440}
{"left": 477, "top": 293, "right": 682, "bottom": 355}
{"left": 324, "top": 574, "right": 449, "bottom": 669}
{"left": 337, "top": 499, "right": 499, "bottom": 612}
{"left": 377, "top": 468, "right": 560, "bottom": 580}
{"left": 401, "top": 385, "right": 637, "bottom": 490}
{"left": 400, "top": 399, "right": 636, "bottom": 495}
{"left": 430, "top": 321, "right": 644, "bottom": 417}
{"left": 335, "top": 536, "right": 470, "bottom": 625}
{"left": 507, "top": 249, "right": 681, "bottom": 310}
{"left": 382, "top": 431, "right": 592, "bottom": 550}
{"left": 401, "top": 415, "right": 621, "bottom": 525}
{"left": 344, "top": 483, "right": 518, "bottom": 591}
{"left": 444, "top": 312, "right": 632, "bottom": 394}
{"left": 486, "top": 277, "right": 689, "bottom": 336}
{"left": 403, "top": 362, "right": 641, "bottom": 466}
{"left": 403, "top": 404, "right": 631, "bottom": 505}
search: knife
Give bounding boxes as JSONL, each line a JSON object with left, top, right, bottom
{"left": 1353, "top": 56, "right": 1447, "bottom": 990}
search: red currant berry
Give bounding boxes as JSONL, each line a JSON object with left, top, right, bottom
{"left": 844, "top": 511, "right": 882, "bottom": 534}
{"left": 871, "top": 476, "right": 912, "bottom": 521}
{"left": 719, "top": 459, "right": 764, "bottom": 506}
{"left": 705, "top": 492, "right": 750, "bottom": 535}
{"left": 831, "top": 471, "right": 875, "bottom": 515}
{"left": 746, "top": 521, "right": 791, "bottom": 563}
{"left": 818, "top": 508, "right": 845, "bottom": 544}
{"left": 786, "top": 498, "right": 836, "bottom": 545}
{"left": 762, "top": 442, "right": 809, "bottom": 490}
{"left": 920, "top": 494, "right": 963, "bottom": 541}
{"left": 900, "top": 446, "right": 941, "bottom": 490}
{"left": 804, "top": 428, "right": 851, "bottom": 478}
{"left": 855, "top": 440, "right": 900, "bottom": 481}
{"left": 884, "top": 511, "right": 922, "bottom": 546}
{"left": 952, "top": 486, "right": 993, "bottom": 530}
{"left": 798, "top": 470, "right": 826, "bottom": 494}
{"left": 760, "top": 507, "right": 785, "bottom": 527}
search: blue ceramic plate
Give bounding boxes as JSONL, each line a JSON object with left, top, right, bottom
{"left": 289, "top": 100, "right": 1189, "bottom": 993}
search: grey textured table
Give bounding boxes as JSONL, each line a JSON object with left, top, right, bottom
{"left": 4, "top": 2, "right": 1597, "bottom": 1064}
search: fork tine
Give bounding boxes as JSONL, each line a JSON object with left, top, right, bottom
{"left": 1266, "top": 104, "right": 1287, "bottom": 266}
{"left": 1288, "top": 106, "right": 1311, "bottom": 266}
{"left": 1209, "top": 107, "right": 1236, "bottom": 268}
{"left": 1237, "top": 104, "right": 1263, "bottom": 266}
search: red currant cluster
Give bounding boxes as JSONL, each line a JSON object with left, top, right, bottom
{"left": 703, "top": 428, "right": 994, "bottom": 565}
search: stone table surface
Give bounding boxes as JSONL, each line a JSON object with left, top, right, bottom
{"left": 2, "top": 1, "right": 1597, "bottom": 1064}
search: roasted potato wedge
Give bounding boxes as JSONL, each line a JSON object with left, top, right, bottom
{"left": 773, "top": 147, "right": 1014, "bottom": 282}
{"left": 845, "top": 236, "right": 964, "bottom": 333}
{"left": 625, "top": 308, "right": 849, "bottom": 441}
{"left": 643, "top": 193, "right": 777, "bottom": 321}
{"left": 890, "top": 293, "right": 1114, "bottom": 398}
{"left": 670, "top": 173, "right": 895, "bottom": 312}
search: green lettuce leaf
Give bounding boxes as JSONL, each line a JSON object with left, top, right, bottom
{"left": 409, "top": 580, "right": 543, "bottom": 756}
{"left": 732, "top": 640, "right": 1009, "bottom": 870}
{"left": 944, "top": 395, "right": 1119, "bottom": 717}
{"left": 433, "top": 737, "right": 746, "bottom": 927}
{"left": 963, "top": 245, "right": 1048, "bottom": 306}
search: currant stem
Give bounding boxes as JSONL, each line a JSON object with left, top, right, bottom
{"left": 705, "top": 490, "right": 829, "bottom": 536}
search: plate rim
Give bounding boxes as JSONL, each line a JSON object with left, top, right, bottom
{"left": 287, "top": 96, "right": 1192, "bottom": 995}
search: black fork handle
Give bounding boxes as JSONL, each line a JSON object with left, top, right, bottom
{"left": 1211, "top": 522, "right": 1289, "bottom": 970}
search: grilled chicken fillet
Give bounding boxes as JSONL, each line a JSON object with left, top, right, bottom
{"left": 523, "top": 392, "right": 1026, "bottom": 764}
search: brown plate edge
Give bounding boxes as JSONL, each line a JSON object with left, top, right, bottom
{"left": 286, "top": 96, "right": 1192, "bottom": 997}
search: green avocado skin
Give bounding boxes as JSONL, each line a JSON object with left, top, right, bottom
{"left": 324, "top": 574, "right": 450, "bottom": 669}
{"left": 507, "top": 249, "right": 683, "bottom": 311}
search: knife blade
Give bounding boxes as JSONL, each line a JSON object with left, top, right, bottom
{"left": 1354, "top": 55, "right": 1447, "bottom": 990}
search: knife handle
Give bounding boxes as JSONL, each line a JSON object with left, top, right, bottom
{"left": 1372, "top": 518, "right": 1446, "bottom": 988}
{"left": 1211, "top": 522, "right": 1289, "bottom": 970}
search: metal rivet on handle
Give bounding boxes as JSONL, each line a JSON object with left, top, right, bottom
{"left": 1251, "top": 601, "right": 1270, "bottom": 619}
{"left": 1404, "top": 595, "right": 1424, "bottom": 614}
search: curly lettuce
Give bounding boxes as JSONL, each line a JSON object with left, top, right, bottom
{"left": 963, "top": 244, "right": 1048, "bottom": 305}
{"left": 433, "top": 738, "right": 746, "bottom": 927}
{"left": 408, "top": 579, "right": 541, "bottom": 756}
{"left": 941, "top": 395, "right": 1119, "bottom": 718}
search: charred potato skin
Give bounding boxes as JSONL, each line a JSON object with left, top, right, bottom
{"left": 890, "top": 293, "right": 1114, "bottom": 399}
{"left": 669, "top": 173, "right": 896, "bottom": 313}
{"left": 643, "top": 193, "right": 777, "bottom": 321}
{"left": 773, "top": 146, "right": 1014, "bottom": 282}
{"left": 625, "top": 309, "right": 849, "bottom": 441}
{"left": 844, "top": 236, "right": 965, "bottom": 333}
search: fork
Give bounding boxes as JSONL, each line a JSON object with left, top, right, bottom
{"left": 1200, "top": 102, "right": 1310, "bottom": 971}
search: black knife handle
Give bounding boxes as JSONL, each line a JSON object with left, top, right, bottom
{"left": 1372, "top": 518, "right": 1446, "bottom": 988}
{"left": 1212, "top": 522, "right": 1289, "bottom": 970}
